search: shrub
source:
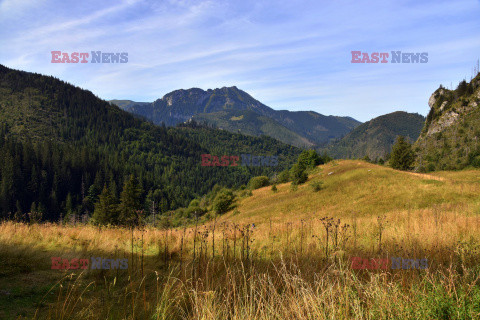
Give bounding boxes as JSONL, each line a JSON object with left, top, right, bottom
{"left": 238, "top": 189, "right": 253, "bottom": 198}
{"left": 277, "top": 170, "right": 290, "bottom": 183}
{"left": 470, "top": 155, "right": 480, "bottom": 168}
{"left": 290, "top": 163, "right": 308, "bottom": 185}
{"left": 427, "top": 163, "right": 436, "bottom": 172}
{"left": 248, "top": 176, "right": 270, "bottom": 190}
{"left": 310, "top": 180, "right": 324, "bottom": 192}
{"left": 271, "top": 184, "right": 278, "bottom": 193}
{"left": 417, "top": 165, "right": 426, "bottom": 173}
{"left": 186, "top": 204, "right": 206, "bottom": 218}
{"left": 213, "top": 189, "right": 235, "bottom": 214}
{"left": 188, "top": 199, "right": 201, "bottom": 209}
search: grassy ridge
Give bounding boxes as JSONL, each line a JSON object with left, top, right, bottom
{"left": 220, "top": 160, "right": 480, "bottom": 222}
{"left": 1, "top": 161, "right": 480, "bottom": 319}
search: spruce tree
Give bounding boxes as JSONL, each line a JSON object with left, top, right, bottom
{"left": 92, "top": 184, "right": 118, "bottom": 225}
{"left": 118, "top": 175, "right": 143, "bottom": 226}
{"left": 390, "top": 136, "right": 415, "bottom": 171}
{"left": 65, "top": 193, "right": 74, "bottom": 217}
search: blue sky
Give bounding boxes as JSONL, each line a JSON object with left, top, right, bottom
{"left": 1, "top": 0, "right": 479, "bottom": 122}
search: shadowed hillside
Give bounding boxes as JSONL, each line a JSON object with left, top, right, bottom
{"left": 325, "top": 112, "right": 425, "bottom": 160}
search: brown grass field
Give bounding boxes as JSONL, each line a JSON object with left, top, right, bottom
{"left": 1, "top": 160, "right": 480, "bottom": 319}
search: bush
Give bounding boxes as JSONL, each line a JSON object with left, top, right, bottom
{"left": 238, "top": 189, "right": 253, "bottom": 198}
{"left": 188, "top": 199, "right": 200, "bottom": 208}
{"left": 321, "top": 152, "right": 333, "bottom": 163}
{"left": 277, "top": 170, "right": 290, "bottom": 183}
{"left": 271, "top": 184, "right": 278, "bottom": 192}
{"left": 248, "top": 176, "right": 270, "bottom": 190}
{"left": 183, "top": 198, "right": 207, "bottom": 220}
{"left": 290, "top": 163, "right": 308, "bottom": 185}
{"left": 186, "top": 205, "right": 206, "bottom": 218}
{"left": 310, "top": 180, "right": 324, "bottom": 192}
{"left": 470, "top": 155, "right": 480, "bottom": 168}
{"left": 213, "top": 188, "right": 235, "bottom": 214}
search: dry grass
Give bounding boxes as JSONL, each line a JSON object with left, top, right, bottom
{"left": 1, "top": 160, "right": 480, "bottom": 319}
{"left": 219, "top": 160, "right": 480, "bottom": 223}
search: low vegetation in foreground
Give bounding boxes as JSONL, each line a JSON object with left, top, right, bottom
{"left": 1, "top": 160, "right": 480, "bottom": 319}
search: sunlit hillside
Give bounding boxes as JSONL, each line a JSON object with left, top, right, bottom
{"left": 221, "top": 160, "right": 480, "bottom": 223}
{"left": 2, "top": 160, "right": 480, "bottom": 319}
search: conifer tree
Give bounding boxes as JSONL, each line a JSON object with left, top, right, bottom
{"left": 92, "top": 184, "right": 119, "bottom": 225}
{"left": 390, "top": 136, "right": 415, "bottom": 171}
{"left": 118, "top": 175, "right": 143, "bottom": 225}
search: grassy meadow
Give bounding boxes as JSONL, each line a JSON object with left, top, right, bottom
{"left": 1, "top": 160, "right": 480, "bottom": 319}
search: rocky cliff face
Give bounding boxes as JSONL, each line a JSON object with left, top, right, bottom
{"left": 415, "top": 73, "right": 480, "bottom": 171}
{"left": 423, "top": 87, "right": 479, "bottom": 136}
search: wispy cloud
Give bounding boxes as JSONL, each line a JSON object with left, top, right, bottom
{"left": 0, "top": 0, "right": 479, "bottom": 121}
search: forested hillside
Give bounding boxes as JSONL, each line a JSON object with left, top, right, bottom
{"left": 191, "top": 109, "right": 314, "bottom": 147}
{"left": 0, "top": 65, "right": 300, "bottom": 222}
{"left": 326, "top": 111, "right": 425, "bottom": 160}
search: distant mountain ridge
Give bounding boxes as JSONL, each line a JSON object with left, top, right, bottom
{"left": 192, "top": 109, "right": 315, "bottom": 147}
{"left": 325, "top": 111, "right": 425, "bottom": 160}
{"left": 112, "top": 86, "right": 361, "bottom": 147}
{"left": 109, "top": 100, "right": 149, "bottom": 110}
